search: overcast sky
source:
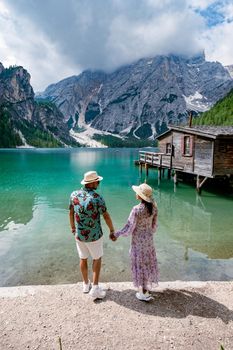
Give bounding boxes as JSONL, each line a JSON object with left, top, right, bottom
{"left": 0, "top": 0, "right": 233, "bottom": 91}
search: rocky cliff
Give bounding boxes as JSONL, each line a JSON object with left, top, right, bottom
{"left": 0, "top": 64, "right": 79, "bottom": 147}
{"left": 225, "top": 65, "right": 233, "bottom": 79}
{"left": 39, "top": 53, "right": 233, "bottom": 140}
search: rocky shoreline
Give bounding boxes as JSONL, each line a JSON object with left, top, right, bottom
{"left": 0, "top": 281, "right": 232, "bottom": 350}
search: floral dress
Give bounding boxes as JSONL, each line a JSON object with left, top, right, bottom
{"left": 114, "top": 202, "right": 159, "bottom": 289}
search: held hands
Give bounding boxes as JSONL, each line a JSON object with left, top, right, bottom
{"left": 109, "top": 231, "right": 117, "bottom": 242}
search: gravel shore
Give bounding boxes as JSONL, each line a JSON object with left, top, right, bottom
{"left": 0, "top": 281, "right": 232, "bottom": 350}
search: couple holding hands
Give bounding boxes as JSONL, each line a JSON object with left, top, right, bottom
{"left": 69, "top": 170, "right": 159, "bottom": 302}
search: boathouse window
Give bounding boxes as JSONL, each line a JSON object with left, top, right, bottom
{"left": 166, "top": 143, "right": 172, "bottom": 154}
{"left": 182, "top": 136, "right": 193, "bottom": 156}
{"left": 218, "top": 141, "right": 227, "bottom": 153}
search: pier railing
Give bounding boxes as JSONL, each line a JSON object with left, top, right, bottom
{"left": 139, "top": 151, "right": 172, "bottom": 168}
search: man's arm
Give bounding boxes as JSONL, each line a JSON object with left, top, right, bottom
{"left": 69, "top": 205, "right": 76, "bottom": 235}
{"left": 102, "top": 211, "right": 116, "bottom": 241}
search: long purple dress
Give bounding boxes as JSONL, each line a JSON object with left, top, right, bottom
{"left": 115, "top": 202, "right": 159, "bottom": 289}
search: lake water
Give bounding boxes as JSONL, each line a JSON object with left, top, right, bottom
{"left": 0, "top": 148, "right": 233, "bottom": 287}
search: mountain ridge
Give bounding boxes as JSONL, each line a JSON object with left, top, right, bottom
{"left": 39, "top": 53, "right": 233, "bottom": 141}
{"left": 1, "top": 53, "right": 233, "bottom": 148}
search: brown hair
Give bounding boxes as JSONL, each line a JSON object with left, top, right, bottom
{"left": 142, "top": 199, "right": 153, "bottom": 216}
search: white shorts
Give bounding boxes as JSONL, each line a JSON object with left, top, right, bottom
{"left": 75, "top": 236, "right": 103, "bottom": 260}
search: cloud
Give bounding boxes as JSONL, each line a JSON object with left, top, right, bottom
{"left": 195, "top": 0, "right": 233, "bottom": 65}
{"left": 203, "top": 20, "right": 233, "bottom": 66}
{"left": 187, "top": 0, "right": 217, "bottom": 10}
{"left": 0, "top": 0, "right": 232, "bottom": 91}
{"left": 0, "top": 1, "right": 81, "bottom": 91}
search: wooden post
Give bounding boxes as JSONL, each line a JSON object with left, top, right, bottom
{"left": 145, "top": 163, "right": 149, "bottom": 177}
{"left": 167, "top": 169, "right": 171, "bottom": 179}
{"left": 196, "top": 175, "right": 201, "bottom": 194}
{"left": 158, "top": 168, "right": 161, "bottom": 186}
{"left": 188, "top": 111, "right": 193, "bottom": 127}
{"left": 140, "top": 163, "right": 142, "bottom": 175}
{"left": 174, "top": 171, "right": 178, "bottom": 185}
{"left": 196, "top": 175, "right": 208, "bottom": 194}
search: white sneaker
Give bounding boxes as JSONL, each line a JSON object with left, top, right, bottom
{"left": 89, "top": 285, "right": 106, "bottom": 300}
{"left": 83, "top": 280, "right": 91, "bottom": 293}
{"left": 136, "top": 291, "right": 154, "bottom": 302}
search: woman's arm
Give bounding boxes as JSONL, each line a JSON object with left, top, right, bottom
{"left": 114, "top": 207, "right": 138, "bottom": 238}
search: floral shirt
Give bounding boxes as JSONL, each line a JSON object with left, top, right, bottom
{"left": 69, "top": 187, "right": 107, "bottom": 242}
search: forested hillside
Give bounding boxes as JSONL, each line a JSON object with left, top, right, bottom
{"left": 194, "top": 88, "right": 233, "bottom": 126}
{"left": 0, "top": 107, "right": 23, "bottom": 148}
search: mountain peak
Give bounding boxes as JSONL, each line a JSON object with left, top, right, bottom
{"left": 38, "top": 53, "right": 233, "bottom": 140}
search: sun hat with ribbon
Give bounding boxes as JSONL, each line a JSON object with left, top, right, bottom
{"left": 132, "top": 183, "right": 154, "bottom": 203}
{"left": 81, "top": 170, "right": 103, "bottom": 185}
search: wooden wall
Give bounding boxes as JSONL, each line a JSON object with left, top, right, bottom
{"left": 159, "top": 132, "right": 193, "bottom": 172}
{"left": 194, "top": 137, "right": 213, "bottom": 177}
{"left": 172, "top": 132, "right": 193, "bottom": 172}
{"left": 213, "top": 138, "right": 233, "bottom": 175}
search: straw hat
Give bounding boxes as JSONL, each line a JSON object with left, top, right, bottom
{"left": 132, "top": 183, "right": 153, "bottom": 203}
{"left": 81, "top": 171, "right": 103, "bottom": 185}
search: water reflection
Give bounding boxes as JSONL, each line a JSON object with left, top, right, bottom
{"left": 70, "top": 149, "right": 101, "bottom": 168}
{"left": 154, "top": 182, "right": 233, "bottom": 259}
{"left": 0, "top": 190, "right": 35, "bottom": 230}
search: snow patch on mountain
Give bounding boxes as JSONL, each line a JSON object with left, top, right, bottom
{"left": 183, "top": 91, "right": 211, "bottom": 112}
{"left": 70, "top": 126, "right": 122, "bottom": 148}
{"left": 225, "top": 65, "right": 233, "bottom": 78}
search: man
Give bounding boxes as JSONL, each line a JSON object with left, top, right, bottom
{"left": 69, "top": 170, "right": 115, "bottom": 300}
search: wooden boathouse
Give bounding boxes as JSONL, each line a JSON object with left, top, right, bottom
{"left": 137, "top": 126, "right": 233, "bottom": 193}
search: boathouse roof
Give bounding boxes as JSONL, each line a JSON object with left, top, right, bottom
{"left": 157, "top": 126, "right": 233, "bottom": 140}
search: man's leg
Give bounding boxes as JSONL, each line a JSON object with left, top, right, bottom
{"left": 92, "top": 257, "right": 101, "bottom": 285}
{"left": 88, "top": 238, "right": 106, "bottom": 299}
{"left": 89, "top": 257, "right": 105, "bottom": 299}
{"left": 80, "top": 258, "right": 88, "bottom": 284}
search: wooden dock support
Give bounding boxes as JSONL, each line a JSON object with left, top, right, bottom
{"left": 135, "top": 151, "right": 216, "bottom": 194}
{"left": 174, "top": 171, "right": 178, "bottom": 185}
{"left": 158, "top": 168, "right": 161, "bottom": 186}
{"left": 196, "top": 175, "right": 208, "bottom": 194}
{"left": 139, "top": 163, "right": 142, "bottom": 175}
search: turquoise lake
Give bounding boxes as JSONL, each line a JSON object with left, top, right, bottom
{"left": 0, "top": 148, "right": 233, "bottom": 287}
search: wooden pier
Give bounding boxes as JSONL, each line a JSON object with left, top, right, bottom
{"left": 135, "top": 151, "right": 172, "bottom": 182}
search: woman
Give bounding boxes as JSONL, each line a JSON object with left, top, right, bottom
{"left": 112, "top": 183, "right": 159, "bottom": 301}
